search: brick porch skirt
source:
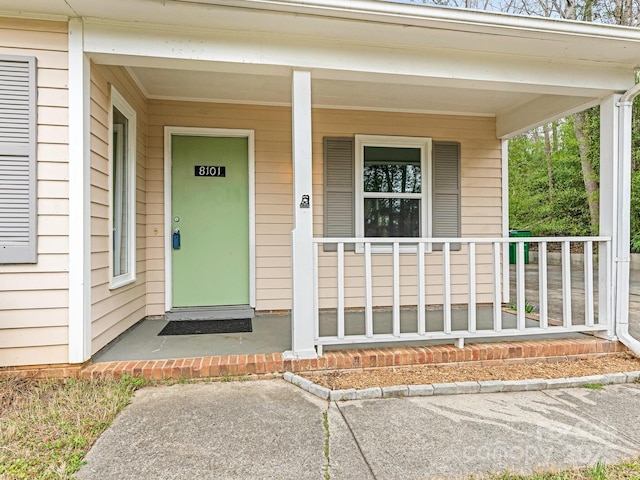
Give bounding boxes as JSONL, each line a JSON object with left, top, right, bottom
{"left": 1, "top": 338, "right": 628, "bottom": 380}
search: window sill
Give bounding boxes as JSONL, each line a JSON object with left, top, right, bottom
{"left": 110, "top": 274, "right": 136, "bottom": 290}
{"left": 355, "top": 243, "right": 433, "bottom": 255}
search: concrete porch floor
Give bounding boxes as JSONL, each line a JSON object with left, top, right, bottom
{"left": 92, "top": 261, "right": 640, "bottom": 363}
{"left": 94, "top": 309, "right": 591, "bottom": 362}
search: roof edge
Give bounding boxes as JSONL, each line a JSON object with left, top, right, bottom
{"left": 175, "top": 0, "right": 640, "bottom": 41}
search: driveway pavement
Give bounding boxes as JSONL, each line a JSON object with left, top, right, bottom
{"left": 77, "top": 379, "right": 640, "bottom": 479}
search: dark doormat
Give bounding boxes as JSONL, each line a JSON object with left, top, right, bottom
{"left": 158, "top": 318, "right": 252, "bottom": 336}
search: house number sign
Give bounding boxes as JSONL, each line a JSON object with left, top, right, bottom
{"left": 194, "top": 166, "right": 226, "bottom": 177}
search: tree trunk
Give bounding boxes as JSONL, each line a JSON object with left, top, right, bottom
{"left": 574, "top": 111, "right": 599, "bottom": 230}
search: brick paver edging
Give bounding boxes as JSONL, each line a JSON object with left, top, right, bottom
{"left": 0, "top": 338, "right": 628, "bottom": 380}
{"left": 284, "top": 370, "right": 640, "bottom": 401}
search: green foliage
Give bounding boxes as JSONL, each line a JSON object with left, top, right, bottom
{"left": 510, "top": 97, "right": 640, "bottom": 249}
{"left": 509, "top": 120, "right": 592, "bottom": 237}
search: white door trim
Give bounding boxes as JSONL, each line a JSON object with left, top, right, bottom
{"left": 163, "top": 126, "right": 256, "bottom": 312}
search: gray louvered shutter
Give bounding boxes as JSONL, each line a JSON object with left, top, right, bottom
{"left": 323, "top": 137, "right": 355, "bottom": 252}
{"left": 432, "top": 141, "right": 461, "bottom": 251}
{"left": 0, "top": 56, "right": 37, "bottom": 264}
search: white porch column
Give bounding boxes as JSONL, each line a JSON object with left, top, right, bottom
{"left": 599, "top": 94, "right": 620, "bottom": 339}
{"left": 501, "top": 139, "right": 510, "bottom": 304}
{"left": 68, "top": 18, "right": 92, "bottom": 363}
{"left": 286, "top": 70, "right": 318, "bottom": 359}
{"left": 614, "top": 91, "right": 636, "bottom": 340}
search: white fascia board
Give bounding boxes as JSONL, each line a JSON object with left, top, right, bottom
{"left": 7, "top": 0, "right": 640, "bottom": 45}
{"left": 154, "top": 0, "right": 640, "bottom": 43}
{"left": 7, "top": 0, "right": 640, "bottom": 63}
{"left": 497, "top": 95, "right": 606, "bottom": 139}
{"left": 82, "top": 20, "right": 633, "bottom": 97}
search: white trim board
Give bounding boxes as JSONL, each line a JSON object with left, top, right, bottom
{"left": 109, "top": 86, "right": 137, "bottom": 289}
{"left": 68, "top": 18, "right": 92, "bottom": 364}
{"left": 163, "top": 126, "right": 256, "bottom": 312}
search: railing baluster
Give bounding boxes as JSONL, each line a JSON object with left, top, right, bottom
{"left": 538, "top": 241, "right": 548, "bottom": 329}
{"left": 468, "top": 242, "right": 476, "bottom": 333}
{"left": 493, "top": 241, "right": 502, "bottom": 331}
{"left": 443, "top": 242, "right": 451, "bottom": 335}
{"left": 606, "top": 240, "right": 614, "bottom": 337}
{"left": 313, "top": 242, "right": 319, "bottom": 340}
{"left": 313, "top": 235, "right": 610, "bottom": 349}
{"left": 417, "top": 241, "right": 426, "bottom": 335}
{"left": 337, "top": 242, "right": 345, "bottom": 339}
{"left": 517, "top": 241, "right": 526, "bottom": 331}
{"left": 562, "top": 240, "right": 572, "bottom": 327}
{"left": 584, "top": 240, "right": 594, "bottom": 327}
{"left": 364, "top": 242, "right": 373, "bottom": 338}
{"left": 599, "top": 240, "right": 614, "bottom": 336}
{"left": 393, "top": 242, "right": 400, "bottom": 337}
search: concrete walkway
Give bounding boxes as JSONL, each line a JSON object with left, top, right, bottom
{"left": 77, "top": 379, "right": 640, "bottom": 479}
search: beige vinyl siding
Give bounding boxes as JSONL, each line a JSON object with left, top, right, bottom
{"left": 312, "top": 109, "right": 502, "bottom": 309}
{"left": 90, "top": 64, "right": 147, "bottom": 354}
{"left": 0, "top": 18, "right": 69, "bottom": 367}
{"left": 146, "top": 101, "right": 293, "bottom": 313}
{"left": 145, "top": 102, "right": 500, "bottom": 313}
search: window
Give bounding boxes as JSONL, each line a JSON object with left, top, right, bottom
{"left": 323, "top": 136, "right": 461, "bottom": 252}
{"left": 355, "top": 135, "right": 431, "bottom": 250}
{"left": 0, "top": 56, "right": 37, "bottom": 264}
{"left": 110, "top": 87, "right": 136, "bottom": 287}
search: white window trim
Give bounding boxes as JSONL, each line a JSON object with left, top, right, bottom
{"left": 109, "top": 86, "right": 137, "bottom": 289}
{"left": 355, "top": 134, "right": 432, "bottom": 254}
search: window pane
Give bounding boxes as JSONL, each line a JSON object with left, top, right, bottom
{"left": 112, "top": 106, "right": 129, "bottom": 277}
{"left": 363, "top": 146, "right": 421, "bottom": 193}
{"left": 364, "top": 198, "right": 420, "bottom": 237}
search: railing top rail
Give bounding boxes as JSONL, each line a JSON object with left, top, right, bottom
{"left": 313, "top": 236, "right": 611, "bottom": 244}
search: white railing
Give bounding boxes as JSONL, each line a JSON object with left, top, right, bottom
{"left": 312, "top": 236, "right": 612, "bottom": 353}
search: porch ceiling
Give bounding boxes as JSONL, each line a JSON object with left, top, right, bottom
{"left": 129, "top": 66, "right": 538, "bottom": 117}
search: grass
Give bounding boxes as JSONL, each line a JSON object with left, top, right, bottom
{"left": 508, "top": 300, "right": 538, "bottom": 314}
{"left": 322, "top": 410, "right": 331, "bottom": 480}
{"left": 0, "top": 374, "right": 148, "bottom": 479}
{"left": 482, "top": 458, "right": 640, "bottom": 479}
{"left": 584, "top": 383, "right": 605, "bottom": 390}
{"left": 219, "top": 374, "right": 249, "bottom": 382}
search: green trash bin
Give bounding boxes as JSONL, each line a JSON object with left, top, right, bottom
{"left": 509, "top": 230, "right": 531, "bottom": 264}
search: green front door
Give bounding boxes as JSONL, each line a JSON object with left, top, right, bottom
{"left": 171, "top": 135, "right": 250, "bottom": 307}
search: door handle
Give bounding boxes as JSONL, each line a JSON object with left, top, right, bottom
{"left": 173, "top": 228, "right": 181, "bottom": 249}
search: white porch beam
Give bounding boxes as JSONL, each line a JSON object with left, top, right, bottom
{"left": 497, "top": 95, "right": 600, "bottom": 139}
{"left": 599, "top": 94, "right": 619, "bottom": 339}
{"left": 83, "top": 20, "right": 631, "bottom": 98}
{"left": 286, "top": 70, "right": 318, "bottom": 359}
{"left": 68, "top": 18, "right": 92, "bottom": 363}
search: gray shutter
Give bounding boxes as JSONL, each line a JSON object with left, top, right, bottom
{"left": 323, "top": 137, "right": 355, "bottom": 252}
{"left": 0, "top": 56, "right": 37, "bottom": 264}
{"left": 432, "top": 141, "right": 461, "bottom": 251}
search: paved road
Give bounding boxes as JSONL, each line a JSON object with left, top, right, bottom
{"left": 77, "top": 380, "right": 640, "bottom": 479}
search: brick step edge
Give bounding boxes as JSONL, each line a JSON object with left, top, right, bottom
{"left": 0, "top": 338, "right": 628, "bottom": 380}
{"left": 76, "top": 338, "right": 629, "bottom": 380}
{"left": 285, "top": 370, "right": 640, "bottom": 401}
